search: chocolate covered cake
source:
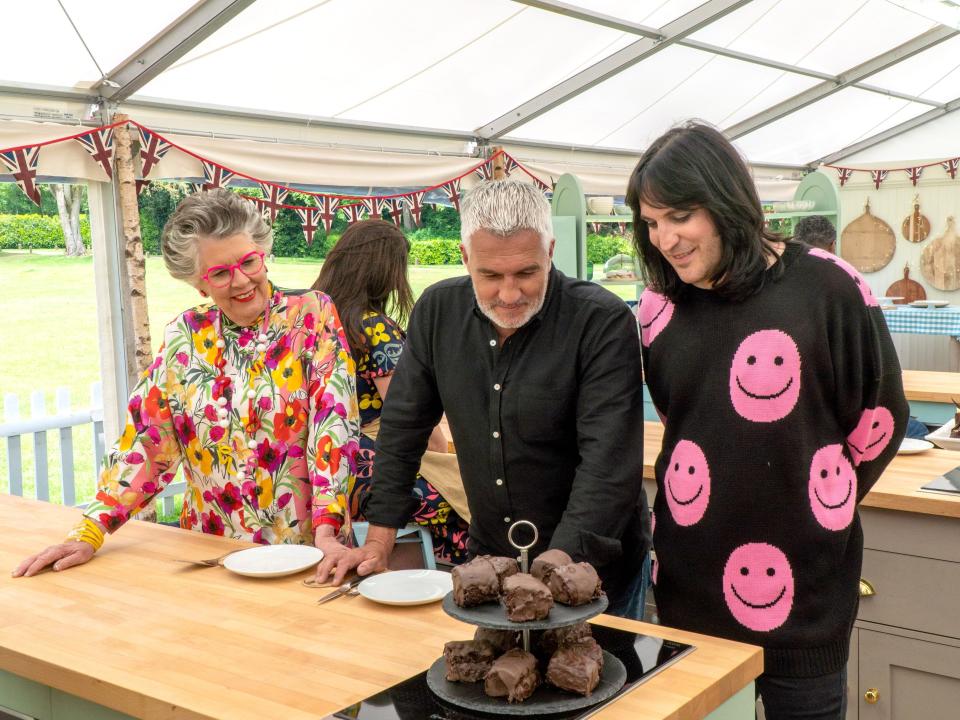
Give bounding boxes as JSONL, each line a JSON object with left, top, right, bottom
{"left": 474, "top": 627, "right": 519, "bottom": 655}
{"left": 547, "top": 562, "right": 602, "bottom": 606}
{"left": 530, "top": 548, "right": 573, "bottom": 584}
{"left": 546, "top": 638, "right": 604, "bottom": 696}
{"left": 538, "top": 621, "right": 593, "bottom": 657}
{"left": 451, "top": 557, "right": 500, "bottom": 607}
{"left": 502, "top": 573, "right": 553, "bottom": 621}
{"left": 443, "top": 639, "right": 497, "bottom": 682}
{"left": 484, "top": 648, "right": 540, "bottom": 703}
{"left": 482, "top": 554, "right": 519, "bottom": 590}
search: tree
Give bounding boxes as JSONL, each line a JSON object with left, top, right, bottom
{"left": 53, "top": 184, "right": 85, "bottom": 256}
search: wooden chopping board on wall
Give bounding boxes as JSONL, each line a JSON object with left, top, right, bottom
{"left": 901, "top": 194, "right": 931, "bottom": 243}
{"left": 921, "top": 216, "right": 960, "bottom": 291}
{"left": 885, "top": 264, "right": 926, "bottom": 304}
{"left": 841, "top": 199, "right": 896, "bottom": 273}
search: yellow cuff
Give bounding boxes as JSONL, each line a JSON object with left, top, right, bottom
{"left": 66, "top": 517, "right": 104, "bottom": 551}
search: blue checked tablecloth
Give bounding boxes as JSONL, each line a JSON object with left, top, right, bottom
{"left": 881, "top": 306, "right": 960, "bottom": 341}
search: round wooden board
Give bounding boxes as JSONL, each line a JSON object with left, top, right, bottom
{"left": 901, "top": 213, "right": 931, "bottom": 243}
{"left": 841, "top": 204, "right": 896, "bottom": 273}
{"left": 920, "top": 218, "right": 960, "bottom": 291}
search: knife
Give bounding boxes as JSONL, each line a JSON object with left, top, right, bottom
{"left": 316, "top": 576, "right": 364, "bottom": 604}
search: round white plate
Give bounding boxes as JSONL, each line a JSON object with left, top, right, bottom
{"left": 222, "top": 544, "right": 324, "bottom": 578}
{"left": 898, "top": 438, "right": 934, "bottom": 455}
{"left": 358, "top": 569, "right": 453, "bottom": 606}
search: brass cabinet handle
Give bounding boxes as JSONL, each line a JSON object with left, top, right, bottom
{"left": 864, "top": 688, "right": 880, "bottom": 704}
{"left": 859, "top": 578, "right": 876, "bottom": 597}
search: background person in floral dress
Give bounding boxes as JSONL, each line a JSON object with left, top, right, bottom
{"left": 14, "top": 189, "right": 360, "bottom": 579}
{"left": 314, "top": 219, "right": 469, "bottom": 564}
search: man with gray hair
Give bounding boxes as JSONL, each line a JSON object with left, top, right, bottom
{"left": 317, "top": 180, "right": 650, "bottom": 618}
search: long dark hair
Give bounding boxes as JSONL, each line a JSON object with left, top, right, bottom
{"left": 312, "top": 219, "right": 414, "bottom": 361}
{"left": 626, "top": 121, "right": 785, "bottom": 303}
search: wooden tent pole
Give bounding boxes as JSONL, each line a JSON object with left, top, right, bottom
{"left": 492, "top": 145, "right": 506, "bottom": 180}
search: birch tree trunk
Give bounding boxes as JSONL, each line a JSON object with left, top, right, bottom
{"left": 54, "top": 184, "right": 84, "bottom": 256}
{"left": 112, "top": 113, "right": 158, "bottom": 522}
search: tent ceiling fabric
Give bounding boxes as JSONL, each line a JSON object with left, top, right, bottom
{"left": 0, "top": 0, "right": 958, "bottom": 170}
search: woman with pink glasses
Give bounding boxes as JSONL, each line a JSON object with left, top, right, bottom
{"left": 14, "top": 189, "right": 361, "bottom": 579}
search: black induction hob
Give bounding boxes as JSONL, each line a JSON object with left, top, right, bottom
{"left": 322, "top": 625, "right": 694, "bottom": 720}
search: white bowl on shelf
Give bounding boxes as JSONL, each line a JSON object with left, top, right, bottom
{"left": 587, "top": 196, "right": 614, "bottom": 214}
{"left": 926, "top": 419, "right": 960, "bottom": 451}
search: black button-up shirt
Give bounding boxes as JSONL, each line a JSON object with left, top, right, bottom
{"left": 366, "top": 267, "right": 649, "bottom": 597}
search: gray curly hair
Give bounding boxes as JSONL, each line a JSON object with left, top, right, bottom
{"left": 460, "top": 180, "right": 552, "bottom": 250}
{"left": 161, "top": 188, "right": 273, "bottom": 283}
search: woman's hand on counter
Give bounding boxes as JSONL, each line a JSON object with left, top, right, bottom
{"left": 12, "top": 541, "right": 95, "bottom": 578}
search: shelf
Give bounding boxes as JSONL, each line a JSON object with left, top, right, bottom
{"left": 763, "top": 210, "right": 837, "bottom": 220}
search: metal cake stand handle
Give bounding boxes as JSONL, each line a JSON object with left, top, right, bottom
{"left": 507, "top": 520, "right": 539, "bottom": 653}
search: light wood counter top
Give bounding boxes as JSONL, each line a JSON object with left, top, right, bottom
{"left": 0, "top": 495, "right": 761, "bottom": 720}
{"left": 643, "top": 421, "right": 960, "bottom": 519}
{"left": 901, "top": 370, "right": 959, "bottom": 405}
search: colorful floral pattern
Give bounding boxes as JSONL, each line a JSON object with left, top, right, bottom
{"left": 350, "top": 312, "right": 469, "bottom": 564}
{"left": 85, "top": 288, "right": 360, "bottom": 546}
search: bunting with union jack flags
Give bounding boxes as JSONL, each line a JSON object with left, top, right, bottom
{"left": 441, "top": 179, "right": 463, "bottom": 211}
{"left": 941, "top": 158, "right": 959, "bottom": 180}
{"left": 836, "top": 167, "right": 854, "bottom": 187}
{"left": 295, "top": 207, "right": 322, "bottom": 245}
{"left": 202, "top": 161, "right": 235, "bottom": 191}
{"left": 137, "top": 126, "right": 172, "bottom": 179}
{"left": 387, "top": 198, "right": 405, "bottom": 227}
{"left": 474, "top": 159, "right": 494, "bottom": 181}
{"left": 0, "top": 146, "right": 42, "bottom": 206}
{"left": 341, "top": 202, "right": 366, "bottom": 225}
{"left": 75, "top": 128, "right": 114, "bottom": 179}
{"left": 905, "top": 166, "right": 924, "bottom": 186}
{"left": 870, "top": 170, "right": 888, "bottom": 190}
{"left": 258, "top": 182, "right": 288, "bottom": 224}
{"left": 316, "top": 195, "right": 339, "bottom": 231}
{"left": 402, "top": 191, "right": 425, "bottom": 226}
{"left": 503, "top": 155, "right": 520, "bottom": 177}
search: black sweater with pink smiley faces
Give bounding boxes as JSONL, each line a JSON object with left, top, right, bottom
{"left": 638, "top": 242, "right": 908, "bottom": 678}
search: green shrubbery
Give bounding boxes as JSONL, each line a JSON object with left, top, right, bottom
{"left": 409, "top": 238, "right": 463, "bottom": 265}
{"left": 0, "top": 214, "right": 91, "bottom": 250}
{"left": 586, "top": 233, "right": 633, "bottom": 265}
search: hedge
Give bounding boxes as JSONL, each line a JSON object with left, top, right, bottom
{"left": 586, "top": 233, "right": 633, "bottom": 265}
{"left": 409, "top": 238, "right": 463, "bottom": 265}
{"left": 0, "top": 214, "right": 91, "bottom": 250}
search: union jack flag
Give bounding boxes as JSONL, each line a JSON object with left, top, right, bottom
{"left": 503, "top": 155, "right": 520, "bottom": 177}
{"left": 590, "top": 222, "right": 600, "bottom": 234}
{"left": 296, "top": 207, "right": 322, "bottom": 245}
{"left": 75, "top": 128, "right": 114, "bottom": 179}
{"left": 0, "top": 146, "right": 42, "bottom": 206}
{"left": 402, "top": 191, "right": 425, "bottom": 226}
{"left": 905, "top": 166, "right": 924, "bottom": 186}
{"left": 940, "top": 157, "right": 959, "bottom": 180}
{"left": 618, "top": 222, "right": 627, "bottom": 235}
{"left": 359, "top": 197, "right": 381, "bottom": 221}
{"left": 315, "top": 195, "right": 339, "bottom": 231}
{"left": 136, "top": 179, "right": 151, "bottom": 196}
{"left": 871, "top": 170, "right": 888, "bottom": 190}
{"left": 341, "top": 202, "right": 366, "bottom": 225}
{"left": 441, "top": 179, "right": 463, "bottom": 211}
{"left": 474, "top": 160, "right": 494, "bottom": 181}
{"left": 532, "top": 176, "right": 551, "bottom": 196}
{"left": 202, "top": 161, "right": 235, "bottom": 191}
{"left": 387, "top": 198, "right": 405, "bottom": 227}
{"left": 836, "top": 167, "right": 854, "bottom": 186}
{"left": 258, "top": 182, "right": 288, "bottom": 224}
{"left": 137, "top": 127, "right": 172, "bottom": 178}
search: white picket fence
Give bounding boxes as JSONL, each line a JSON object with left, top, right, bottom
{"left": 0, "top": 382, "right": 184, "bottom": 515}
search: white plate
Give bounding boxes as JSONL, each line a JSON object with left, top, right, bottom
{"left": 926, "top": 419, "right": 960, "bottom": 451}
{"left": 222, "top": 544, "right": 324, "bottom": 578}
{"left": 898, "top": 438, "right": 934, "bottom": 454}
{"left": 909, "top": 300, "right": 950, "bottom": 308}
{"left": 358, "top": 569, "right": 453, "bottom": 606}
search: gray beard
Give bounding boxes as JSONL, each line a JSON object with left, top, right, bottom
{"left": 474, "top": 283, "right": 548, "bottom": 331}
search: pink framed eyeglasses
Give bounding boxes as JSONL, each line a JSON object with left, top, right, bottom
{"left": 201, "top": 250, "right": 266, "bottom": 287}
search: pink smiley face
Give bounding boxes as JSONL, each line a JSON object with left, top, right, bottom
{"left": 729, "top": 330, "right": 802, "bottom": 422}
{"left": 637, "top": 288, "right": 674, "bottom": 347}
{"left": 808, "top": 248, "right": 878, "bottom": 307}
{"left": 846, "top": 407, "right": 895, "bottom": 465}
{"left": 723, "top": 543, "right": 794, "bottom": 632}
{"left": 664, "top": 440, "right": 711, "bottom": 526}
{"left": 808, "top": 444, "right": 856, "bottom": 531}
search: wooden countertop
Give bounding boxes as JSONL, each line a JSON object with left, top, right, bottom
{"left": 901, "top": 370, "right": 959, "bottom": 405}
{"left": 0, "top": 496, "right": 761, "bottom": 720}
{"left": 643, "top": 421, "right": 960, "bottom": 519}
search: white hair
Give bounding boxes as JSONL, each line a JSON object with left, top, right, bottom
{"left": 459, "top": 180, "right": 552, "bottom": 250}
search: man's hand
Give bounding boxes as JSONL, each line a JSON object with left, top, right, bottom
{"left": 12, "top": 542, "right": 95, "bottom": 578}
{"left": 314, "top": 525, "right": 397, "bottom": 585}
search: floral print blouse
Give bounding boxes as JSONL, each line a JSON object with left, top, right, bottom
{"left": 84, "top": 286, "right": 360, "bottom": 546}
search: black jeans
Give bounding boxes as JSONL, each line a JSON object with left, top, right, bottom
{"left": 756, "top": 668, "right": 847, "bottom": 720}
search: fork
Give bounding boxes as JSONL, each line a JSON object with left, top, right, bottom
{"left": 173, "top": 550, "right": 238, "bottom": 567}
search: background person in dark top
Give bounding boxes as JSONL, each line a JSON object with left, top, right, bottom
{"left": 630, "top": 122, "right": 907, "bottom": 720}
{"left": 315, "top": 180, "right": 651, "bottom": 618}
{"left": 793, "top": 214, "right": 836, "bottom": 253}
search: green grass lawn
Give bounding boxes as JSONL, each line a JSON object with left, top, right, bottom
{"left": 0, "top": 250, "right": 633, "bottom": 511}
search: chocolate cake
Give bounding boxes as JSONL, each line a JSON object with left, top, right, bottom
{"left": 443, "top": 639, "right": 497, "bottom": 682}
{"left": 538, "top": 621, "right": 593, "bottom": 657}
{"left": 502, "top": 573, "right": 553, "bottom": 621}
{"left": 451, "top": 557, "right": 500, "bottom": 607}
{"left": 546, "top": 638, "right": 604, "bottom": 696}
{"left": 547, "top": 562, "right": 602, "bottom": 606}
{"left": 482, "top": 554, "right": 519, "bottom": 590}
{"left": 474, "top": 627, "right": 519, "bottom": 655}
{"left": 484, "top": 648, "right": 540, "bottom": 703}
{"left": 530, "top": 548, "right": 572, "bottom": 584}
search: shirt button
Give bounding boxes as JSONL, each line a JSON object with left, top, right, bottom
{"left": 493, "top": 383, "right": 501, "bottom": 391}
{"left": 504, "top": 517, "right": 511, "bottom": 523}
{"left": 492, "top": 431, "right": 500, "bottom": 439}
{"left": 489, "top": 339, "right": 497, "bottom": 347}
{"left": 496, "top": 478, "right": 503, "bottom": 486}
